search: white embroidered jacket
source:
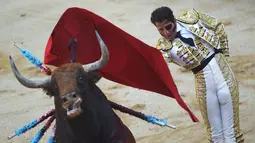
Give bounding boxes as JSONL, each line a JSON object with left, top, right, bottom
{"left": 156, "top": 9, "right": 229, "bottom": 70}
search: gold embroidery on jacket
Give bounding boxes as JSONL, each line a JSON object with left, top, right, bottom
{"left": 197, "top": 11, "right": 220, "bottom": 29}
{"left": 156, "top": 37, "right": 212, "bottom": 70}
{"left": 188, "top": 25, "right": 219, "bottom": 48}
{"left": 177, "top": 9, "right": 229, "bottom": 56}
{"left": 194, "top": 37, "right": 210, "bottom": 58}
{"left": 175, "top": 40, "right": 183, "bottom": 49}
{"left": 173, "top": 39, "right": 201, "bottom": 70}
{"left": 177, "top": 9, "right": 199, "bottom": 24}
{"left": 156, "top": 37, "right": 174, "bottom": 63}
{"left": 156, "top": 37, "right": 173, "bottom": 50}
{"left": 196, "top": 9, "right": 229, "bottom": 56}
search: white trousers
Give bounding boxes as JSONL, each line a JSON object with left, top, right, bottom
{"left": 194, "top": 54, "right": 244, "bottom": 143}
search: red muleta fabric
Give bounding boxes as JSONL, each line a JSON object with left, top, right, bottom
{"left": 43, "top": 7, "right": 199, "bottom": 122}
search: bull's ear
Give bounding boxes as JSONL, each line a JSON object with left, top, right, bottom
{"left": 88, "top": 71, "right": 102, "bottom": 83}
{"left": 42, "top": 87, "right": 55, "bottom": 97}
{"left": 42, "top": 77, "right": 59, "bottom": 97}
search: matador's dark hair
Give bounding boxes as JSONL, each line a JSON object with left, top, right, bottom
{"left": 150, "top": 6, "right": 175, "bottom": 24}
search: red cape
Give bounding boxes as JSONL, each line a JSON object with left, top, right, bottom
{"left": 43, "top": 7, "right": 199, "bottom": 122}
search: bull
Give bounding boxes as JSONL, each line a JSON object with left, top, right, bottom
{"left": 9, "top": 31, "right": 136, "bottom": 143}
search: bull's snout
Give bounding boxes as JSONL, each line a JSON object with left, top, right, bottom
{"left": 61, "top": 91, "right": 82, "bottom": 119}
{"left": 62, "top": 92, "right": 78, "bottom": 103}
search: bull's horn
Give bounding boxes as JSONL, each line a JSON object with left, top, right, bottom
{"left": 9, "top": 56, "right": 50, "bottom": 88}
{"left": 84, "top": 30, "right": 109, "bottom": 72}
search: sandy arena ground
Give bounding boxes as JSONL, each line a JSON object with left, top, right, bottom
{"left": 0, "top": 0, "right": 255, "bottom": 142}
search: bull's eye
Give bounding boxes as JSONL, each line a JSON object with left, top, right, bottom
{"left": 77, "top": 75, "right": 85, "bottom": 83}
{"left": 63, "top": 97, "right": 67, "bottom": 103}
{"left": 76, "top": 72, "right": 86, "bottom": 86}
{"left": 78, "top": 76, "right": 83, "bottom": 80}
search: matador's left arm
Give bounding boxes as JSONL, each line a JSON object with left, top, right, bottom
{"left": 195, "top": 9, "right": 229, "bottom": 57}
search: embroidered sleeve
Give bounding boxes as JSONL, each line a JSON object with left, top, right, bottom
{"left": 155, "top": 38, "right": 173, "bottom": 63}
{"left": 195, "top": 9, "right": 229, "bottom": 57}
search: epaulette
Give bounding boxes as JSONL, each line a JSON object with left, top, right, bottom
{"left": 176, "top": 9, "right": 199, "bottom": 24}
{"left": 156, "top": 37, "right": 173, "bottom": 50}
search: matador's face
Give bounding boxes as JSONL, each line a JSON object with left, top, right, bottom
{"left": 155, "top": 20, "right": 177, "bottom": 41}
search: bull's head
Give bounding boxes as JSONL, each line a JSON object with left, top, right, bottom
{"left": 9, "top": 31, "right": 109, "bottom": 119}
